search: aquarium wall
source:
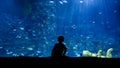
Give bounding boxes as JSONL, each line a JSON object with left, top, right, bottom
{"left": 0, "top": 0, "right": 120, "bottom": 58}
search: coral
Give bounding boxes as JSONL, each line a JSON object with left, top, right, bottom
{"left": 106, "top": 48, "right": 113, "bottom": 58}
{"left": 82, "top": 48, "right": 113, "bottom": 58}
{"left": 97, "top": 50, "right": 102, "bottom": 58}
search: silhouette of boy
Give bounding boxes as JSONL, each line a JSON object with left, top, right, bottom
{"left": 51, "top": 36, "right": 67, "bottom": 57}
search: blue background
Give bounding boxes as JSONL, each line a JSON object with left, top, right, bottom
{"left": 0, "top": 0, "right": 120, "bottom": 58}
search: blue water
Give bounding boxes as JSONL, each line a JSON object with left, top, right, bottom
{"left": 0, "top": 0, "right": 120, "bottom": 58}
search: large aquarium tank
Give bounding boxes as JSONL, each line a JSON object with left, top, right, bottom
{"left": 0, "top": 0, "right": 120, "bottom": 58}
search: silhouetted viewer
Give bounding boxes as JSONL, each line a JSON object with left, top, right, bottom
{"left": 51, "top": 36, "right": 67, "bottom": 57}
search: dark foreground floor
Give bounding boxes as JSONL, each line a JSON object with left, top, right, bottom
{"left": 0, "top": 56, "right": 119, "bottom": 66}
